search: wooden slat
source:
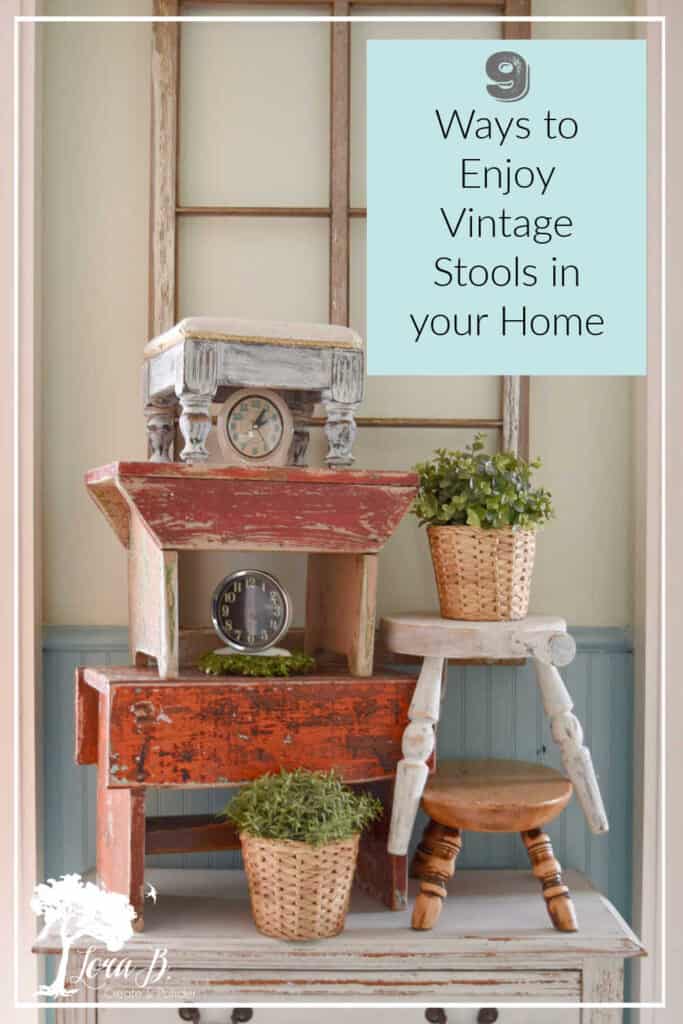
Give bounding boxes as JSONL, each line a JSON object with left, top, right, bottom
{"left": 103, "top": 673, "right": 416, "bottom": 786}
{"left": 177, "top": 206, "right": 330, "bottom": 218}
{"left": 303, "top": 416, "right": 503, "bottom": 429}
{"left": 149, "top": 0, "right": 179, "bottom": 338}
{"left": 329, "top": 0, "right": 351, "bottom": 325}
{"left": 74, "top": 667, "right": 98, "bottom": 766}
{"left": 502, "top": 1, "right": 531, "bottom": 456}
{"left": 85, "top": 462, "right": 418, "bottom": 553}
{"left": 146, "top": 815, "right": 240, "bottom": 856}
{"left": 503, "top": 0, "right": 532, "bottom": 40}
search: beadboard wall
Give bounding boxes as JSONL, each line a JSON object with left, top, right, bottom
{"left": 41, "top": 624, "right": 634, "bottom": 923}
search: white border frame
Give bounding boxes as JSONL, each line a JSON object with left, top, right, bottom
{"left": 9, "top": 11, "right": 665, "bottom": 1015}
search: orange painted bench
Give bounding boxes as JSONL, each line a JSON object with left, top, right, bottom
{"left": 76, "top": 664, "right": 418, "bottom": 929}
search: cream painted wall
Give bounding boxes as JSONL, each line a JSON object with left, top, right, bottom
{"left": 41, "top": 1, "right": 634, "bottom": 628}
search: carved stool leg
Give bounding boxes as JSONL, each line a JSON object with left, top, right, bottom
{"left": 322, "top": 399, "right": 359, "bottom": 467}
{"left": 533, "top": 659, "right": 608, "bottom": 835}
{"left": 411, "top": 820, "right": 463, "bottom": 931}
{"left": 144, "top": 403, "right": 176, "bottom": 462}
{"left": 178, "top": 393, "right": 212, "bottom": 464}
{"left": 521, "top": 828, "right": 577, "bottom": 933}
{"left": 388, "top": 656, "right": 444, "bottom": 855}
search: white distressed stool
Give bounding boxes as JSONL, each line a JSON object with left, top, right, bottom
{"left": 142, "top": 316, "right": 364, "bottom": 466}
{"left": 381, "top": 614, "right": 609, "bottom": 856}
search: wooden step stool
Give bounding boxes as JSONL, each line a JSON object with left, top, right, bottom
{"left": 411, "top": 759, "right": 578, "bottom": 933}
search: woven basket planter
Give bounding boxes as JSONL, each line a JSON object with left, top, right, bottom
{"left": 427, "top": 525, "right": 536, "bottom": 621}
{"left": 240, "top": 832, "right": 359, "bottom": 941}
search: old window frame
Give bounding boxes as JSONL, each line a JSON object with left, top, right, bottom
{"left": 149, "top": 0, "right": 531, "bottom": 455}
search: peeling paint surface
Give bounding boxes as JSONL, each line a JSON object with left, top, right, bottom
{"left": 103, "top": 674, "right": 414, "bottom": 787}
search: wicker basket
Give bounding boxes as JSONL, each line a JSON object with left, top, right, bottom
{"left": 240, "top": 832, "right": 359, "bottom": 941}
{"left": 428, "top": 525, "right": 536, "bottom": 621}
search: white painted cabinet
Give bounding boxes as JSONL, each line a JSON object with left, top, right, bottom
{"left": 98, "top": 1010, "right": 581, "bottom": 1024}
{"left": 39, "top": 868, "right": 640, "bottom": 1024}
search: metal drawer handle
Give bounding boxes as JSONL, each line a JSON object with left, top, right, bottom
{"left": 179, "top": 1011, "right": 254, "bottom": 1023}
{"left": 424, "top": 1011, "right": 499, "bottom": 1024}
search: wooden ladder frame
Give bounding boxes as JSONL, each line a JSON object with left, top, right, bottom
{"left": 149, "top": 0, "right": 531, "bottom": 456}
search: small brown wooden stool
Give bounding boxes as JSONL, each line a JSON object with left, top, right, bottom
{"left": 411, "top": 759, "right": 578, "bottom": 933}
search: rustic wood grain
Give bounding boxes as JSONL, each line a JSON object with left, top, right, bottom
{"left": 411, "top": 820, "right": 463, "bottom": 931}
{"left": 329, "top": 0, "right": 350, "bottom": 325}
{"left": 96, "top": 693, "right": 146, "bottom": 929}
{"left": 74, "top": 667, "right": 98, "bottom": 766}
{"left": 177, "top": 205, "right": 331, "bottom": 217}
{"left": 145, "top": 814, "right": 240, "bottom": 856}
{"left": 85, "top": 463, "right": 418, "bottom": 553}
{"left": 354, "top": 779, "right": 407, "bottom": 911}
{"left": 97, "top": 671, "right": 415, "bottom": 787}
{"left": 128, "top": 507, "right": 179, "bottom": 678}
{"left": 503, "top": 0, "right": 532, "bottom": 41}
{"left": 305, "top": 553, "right": 378, "bottom": 675}
{"left": 522, "top": 827, "right": 578, "bottom": 933}
{"left": 421, "top": 760, "right": 573, "bottom": 834}
{"left": 149, "top": 0, "right": 179, "bottom": 338}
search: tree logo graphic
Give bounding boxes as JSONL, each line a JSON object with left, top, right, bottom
{"left": 32, "top": 874, "right": 137, "bottom": 998}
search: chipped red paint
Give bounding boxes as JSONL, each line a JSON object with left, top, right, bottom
{"left": 93, "top": 670, "right": 415, "bottom": 787}
{"left": 85, "top": 462, "right": 418, "bottom": 552}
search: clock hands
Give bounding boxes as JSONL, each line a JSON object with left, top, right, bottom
{"left": 253, "top": 408, "right": 269, "bottom": 430}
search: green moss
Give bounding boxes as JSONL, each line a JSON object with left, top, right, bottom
{"left": 220, "top": 768, "right": 383, "bottom": 846}
{"left": 198, "top": 650, "right": 316, "bottom": 677}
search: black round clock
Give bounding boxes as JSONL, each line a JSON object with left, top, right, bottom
{"left": 211, "top": 570, "right": 291, "bottom": 653}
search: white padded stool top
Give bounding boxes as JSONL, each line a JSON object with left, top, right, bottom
{"left": 144, "top": 316, "right": 364, "bottom": 359}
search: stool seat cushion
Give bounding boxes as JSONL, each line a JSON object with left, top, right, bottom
{"left": 144, "top": 316, "right": 363, "bottom": 359}
{"left": 422, "top": 759, "right": 573, "bottom": 833}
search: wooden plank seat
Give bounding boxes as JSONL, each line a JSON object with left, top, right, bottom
{"left": 412, "top": 759, "right": 578, "bottom": 935}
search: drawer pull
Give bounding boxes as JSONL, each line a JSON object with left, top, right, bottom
{"left": 425, "top": 1010, "right": 448, "bottom": 1024}
{"left": 477, "top": 1011, "right": 499, "bottom": 1024}
{"left": 178, "top": 1011, "right": 254, "bottom": 1023}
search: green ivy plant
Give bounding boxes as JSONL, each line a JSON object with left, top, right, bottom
{"left": 412, "top": 434, "right": 554, "bottom": 530}
{"left": 198, "top": 650, "right": 316, "bottom": 677}
{"left": 220, "top": 768, "right": 383, "bottom": 846}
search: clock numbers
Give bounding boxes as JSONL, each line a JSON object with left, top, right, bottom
{"left": 212, "top": 570, "right": 291, "bottom": 652}
{"left": 226, "top": 395, "right": 284, "bottom": 460}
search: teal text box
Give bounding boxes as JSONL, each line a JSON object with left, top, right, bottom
{"left": 366, "top": 40, "right": 646, "bottom": 375}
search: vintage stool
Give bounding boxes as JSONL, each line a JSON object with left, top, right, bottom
{"left": 381, "top": 614, "right": 609, "bottom": 856}
{"left": 411, "top": 759, "right": 577, "bottom": 932}
{"left": 141, "top": 316, "right": 364, "bottom": 466}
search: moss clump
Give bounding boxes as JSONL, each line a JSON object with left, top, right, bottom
{"left": 198, "top": 650, "right": 316, "bottom": 677}
{"left": 220, "top": 768, "right": 383, "bottom": 846}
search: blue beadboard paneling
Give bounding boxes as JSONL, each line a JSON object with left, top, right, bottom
{"left": 41, "top": 625, "right": 634, "bottom": 920}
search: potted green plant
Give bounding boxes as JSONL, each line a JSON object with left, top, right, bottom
{"left": 221, "top": 768, "right": 382, "bottom": 941}
{"left": 412, "top": 434, "right": 554, "bottom": 621}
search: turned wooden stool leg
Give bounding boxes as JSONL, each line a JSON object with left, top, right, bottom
{"left": 411, "top": 820, "right": 463, "bottom": 931}
{"left": 521, "top": 828, "right": 577, "bottom": 933}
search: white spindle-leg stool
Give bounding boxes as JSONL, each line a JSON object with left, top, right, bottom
{"left": 381, "top": 614, "right": 609, "bottom": 856}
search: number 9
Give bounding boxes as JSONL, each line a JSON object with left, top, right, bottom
{"left": 485, "top": 51, "right": 529, "bottom": 102}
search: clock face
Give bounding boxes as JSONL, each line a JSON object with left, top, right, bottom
{"left": 226, "top": 394, "right": 284, "bottom": 460}
{"left": 211, "top": 570, "right": 291, "bottom": 652}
